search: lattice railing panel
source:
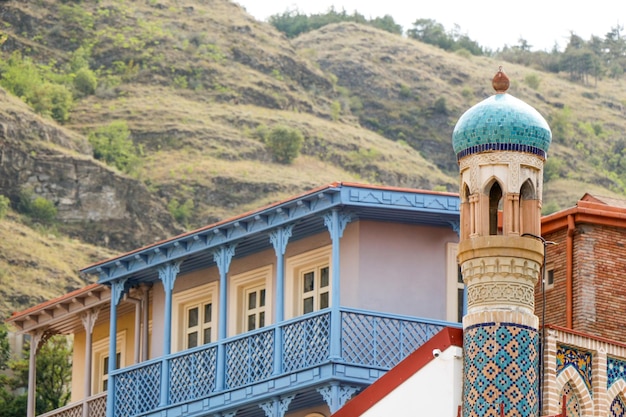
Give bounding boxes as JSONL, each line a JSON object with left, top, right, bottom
{"left": 225, "top": 329, "right": 274, "bottom": 388}
{"left": 114, "top": 361, "right": 161, "bottom": 416}
{"left": 283, "top": 312, "right": 330, "bottom": 372}
{"left": 41, "top": 403, "right": 83, "bottom": 417}
{"left": 87, "top": 394, "right": 107, "bottom": 417}
{"left": 170, "top": 346, "right": 217, "bottom": 404}
{"left": 341, "top": 311, "right": 444, "bottom": 369}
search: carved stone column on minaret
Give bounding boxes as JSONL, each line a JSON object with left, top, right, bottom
{"left": 452, "top": 67, "right": 552, "bottom": 417}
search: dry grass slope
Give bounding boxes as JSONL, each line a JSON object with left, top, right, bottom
{"left": 1, "top": 0, "right": 626, "bottom": 318}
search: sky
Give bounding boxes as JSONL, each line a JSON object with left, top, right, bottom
{"left": 234, "top": 0, "right": 625, "bottom": 52}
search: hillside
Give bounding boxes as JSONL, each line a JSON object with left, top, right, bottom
{"left": 0, "top": 0, "right": 625, "bottom": 318}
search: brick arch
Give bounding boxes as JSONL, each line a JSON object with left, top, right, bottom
{"left": 607, "top": 379, "right": 626, "bottom": 407}
{"left": 555, "top": 366, "right": 593, "bottom": 415}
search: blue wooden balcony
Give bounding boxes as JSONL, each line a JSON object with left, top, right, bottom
{"left": 107, "top": 308, "right": 457, "bottom": 417}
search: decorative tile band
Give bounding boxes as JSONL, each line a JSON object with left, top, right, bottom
{"left": 463, "top": 322, "right": 538, "bottom": 416}
{"left": 457, "top": 143, "right": 546, "bottom": 161}
{"left": 556, "top": 344, "right": 593, "bottom": 396}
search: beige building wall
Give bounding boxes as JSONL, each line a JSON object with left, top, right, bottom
{"left": 71, "top": 311, "right": 137, "bottom": 402}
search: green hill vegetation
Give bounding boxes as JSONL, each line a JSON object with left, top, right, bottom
{"left": 0, "top": 0, "right": 625, "bottom": 320}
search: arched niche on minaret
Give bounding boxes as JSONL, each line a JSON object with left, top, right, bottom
{"left": 486, "top": 179, "right": 503, "bottom": 236}
{"left": 520, "top": 178, "right": 540, "bottom": 236}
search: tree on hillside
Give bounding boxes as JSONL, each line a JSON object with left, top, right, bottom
{"left": 269, "top": 7, "right": 402, "bottom": 38}
{"left": 561, "top": 33, "right": 602, "bottom": 85}
{"left": 407, "top": 19, "right": 483, "bottom": 56}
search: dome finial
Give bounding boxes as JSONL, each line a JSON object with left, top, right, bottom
{"left": 492, "top": 66, "right": 509, "bottom": 93}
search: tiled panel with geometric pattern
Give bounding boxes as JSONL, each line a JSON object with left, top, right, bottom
{"left": 556, "top": 344, "right": 593, "bottom": 396}
{"left": 608, "top": 357, "right": 626, "bottom": 388}
{"left": 610, "top": 394, "right": 626, "bottom": 417}
{"left": 463, "top": 322, "right": 538, "bottom": 417}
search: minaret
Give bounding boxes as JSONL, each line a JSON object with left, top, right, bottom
{"left": 452, "top": 68, "right": 552, "bottom": 417}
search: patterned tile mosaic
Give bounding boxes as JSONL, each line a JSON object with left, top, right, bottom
{"left": 452, "top": 94, "right": 552, "bottom": 160}
{"left": 608, "top": 357, "right": 626, "bottom": 388}
{"left": 463, "top": 322, "right": 538, "bottom": 417}
{"left": 555, "top": 344, "right": 592, "bottom": 395}
{"left": 610, "top": 394, "right": 626, "bottom": 417}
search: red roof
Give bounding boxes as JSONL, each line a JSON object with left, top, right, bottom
{"left": 6, "top": 282, "right": 102, "bottom": 322}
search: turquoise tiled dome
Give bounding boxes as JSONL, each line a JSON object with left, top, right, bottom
{"left": 452, "top": 93, "right": 552, "bottom": 160}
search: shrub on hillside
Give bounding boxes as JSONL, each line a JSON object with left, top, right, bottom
{"left": 88, "top": 121, "right": 141, "bottom": 174}
{"left": 17, "top": 188, "right": 57, "bottom": 226}
{"left": 265, "top": 126, "right": 304, "bottom": 164}
{"left": 73, "top": 67, "right": 98, "bottom": 96}
{"left": 167, "top": 198, "right": 194, "bottom": 227}
{"left": 30, "top": 82, "right": 73, "bottom": 123}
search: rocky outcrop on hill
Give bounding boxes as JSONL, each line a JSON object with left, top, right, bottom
{"left": 0, "top": 91, "right": 181, "bottom": 251}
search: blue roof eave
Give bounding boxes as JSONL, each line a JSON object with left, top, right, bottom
{"left": 84, "top": 183, "right": 460, "bottom": 284}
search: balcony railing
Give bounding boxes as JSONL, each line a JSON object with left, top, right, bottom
{"left": 38, "top": 392, "right": 107, "bottom": 417}
{"left": 41, "top": 308, "right": 454, "bottom": 417}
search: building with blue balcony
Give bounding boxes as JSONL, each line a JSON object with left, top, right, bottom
{"left": 9, "top": 181, "right": 463, "bottom": 417}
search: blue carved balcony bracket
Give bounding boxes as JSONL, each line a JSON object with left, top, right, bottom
{"left": 269, "top": 225, "right": 294, "bottom": 257}
{"left": 323, "top": 209, "right": 352, "bottom": 242}
{"left": 157, "top": 261, "right": 182, "bottom": 291}
{"left": 317, "top": 383, "right": 360, "bottom": 414}
{"left": 259, "top": 394, "right": 295, "bottom": 417}
{"left": 448, "top": 219, "right": 461, "bottom": 236}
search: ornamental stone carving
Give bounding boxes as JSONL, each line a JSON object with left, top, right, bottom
{"left": 466, "top": 281, "right": 536, "bottom": 311}
{"left": 459, "top": 151, "right": 543, "bottom": 195}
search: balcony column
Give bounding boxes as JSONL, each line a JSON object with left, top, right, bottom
{"left": 26, "top": 329, "right": 43, "bottom": 417}
{"left": 269, "top": 225, "right": 293, "bottom": 376}
{"left": 105, "top": 278, "right": 128, "bottom": 417}
{"left": 157, "top": 262, "right": 182, "bottom": 407}
{"left": 141, "top": 284, "right": 150, "bottom": 361}
{"left": 213, "top": 244, "right": 236, "bottom": 391}
{"left": 80, "top": 307, "right": 100, "bottom": 417}
{"left": 323, "top": 210, "right": 351, "bottom": 360}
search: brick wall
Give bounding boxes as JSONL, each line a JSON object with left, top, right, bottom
{"left": 536, "top": 228, "right": 568, "bottom": 328}
{"left": 537, "top": 223, "right": 626, "bottom": 343}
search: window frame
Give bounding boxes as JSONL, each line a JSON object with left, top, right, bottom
{"left": 228, "top": 265, "right": 273, "bottom": 336}
{"left": 92, "top": 330, "right": 126, "bottom": 394}
{"left": 172, "top": 281, "right": 218, "bottom": 352}
{"left": 544, "top": 265, "right": 555, "bottom": 290}
{"left": 285, "top": 246, "right": 332, "bottom": 319}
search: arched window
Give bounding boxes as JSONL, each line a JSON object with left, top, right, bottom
{"left": 519, "top": 179, "right": 537, "bottom": 236}
{"left": 488, "top": 181, "right": 503, "bottom": 235}
{"left": 609, "top": 394, "right": 626, "bottom": 417}
{"left": 520, "top": 179, "right": 535, "bottom": 200}
{"left": 559, "top": 382, "right": 581, "bottom": 417}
